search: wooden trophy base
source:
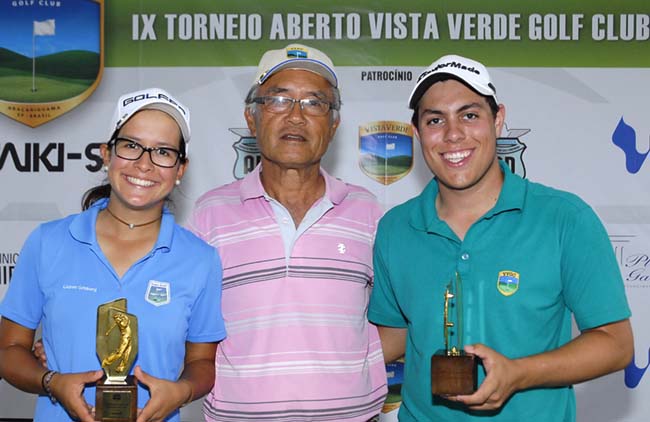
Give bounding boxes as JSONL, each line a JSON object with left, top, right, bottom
{"left": 431, "top": 351, "right": 478, "bottom": 395}
{"left": 95, "top": 375, "right": 137, "bottom": 422}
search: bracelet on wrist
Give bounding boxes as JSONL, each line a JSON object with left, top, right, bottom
{"left": 41, "top": 370, "right": 58, "bottom": 404}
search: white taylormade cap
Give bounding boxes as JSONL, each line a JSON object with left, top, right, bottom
{"left": 109, "top": 87, "right": 191, "bottom": 144}
{"left": 253, "top": 43, "right": 338, "bottom": 88}
{"left": 408, "top": 54, "right": 498, "bottom": 109}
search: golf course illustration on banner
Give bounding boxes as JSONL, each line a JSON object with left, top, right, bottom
{"left": 0, "top": 0, "right": 104, "bottom": 127}
{"left": 359, "top": 121, "right": 413, "bottom": 186}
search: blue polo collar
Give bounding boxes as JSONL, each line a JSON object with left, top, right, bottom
{"left": 69, "top": 197, "right": 174, "bottom": 253}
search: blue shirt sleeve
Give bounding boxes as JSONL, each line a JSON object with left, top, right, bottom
{"left": 187, "top": 246, "right": 227, "bottom": 343}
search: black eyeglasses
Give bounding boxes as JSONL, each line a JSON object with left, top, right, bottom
{"left": 109, "top": 138, "right": 183, "bottom": 168}
{"left": 250, "top": 96, "right": 338, "bottom": 116}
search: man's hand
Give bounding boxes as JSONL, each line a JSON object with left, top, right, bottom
{"left": 446, "top": 319, "right": 634, "bottom": 412}
{"left": 448, "top": 344, "right": 523, "bottom": 411}
{"left": 134, "top": 365, "right": 192, "bottom": 422}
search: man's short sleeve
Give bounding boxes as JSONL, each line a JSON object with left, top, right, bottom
{"left": 561, "top": 206, "right": 631, "bottom": 330}
{"left": 368, "top": 218, "right": 408, "bottom": 328}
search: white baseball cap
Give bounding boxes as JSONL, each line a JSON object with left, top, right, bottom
{"left": 253, "top": 43, "right": 338, "bottom": 87}
{"left": 109, "top": 87, "right": 191, "bottom": 144}
{"left": 408, "top": 54, "right": 498, "bottom": 109}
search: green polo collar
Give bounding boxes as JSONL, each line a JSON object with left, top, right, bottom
{"left": 410, "top": 160, "right": 526, "bottom": 234}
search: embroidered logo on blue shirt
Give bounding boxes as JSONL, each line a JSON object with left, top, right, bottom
{"left": 497, "top": 271, "right": 519, "bottom": 296}
{"left": 145, "top": 280, "right": 171, "bottom": 306}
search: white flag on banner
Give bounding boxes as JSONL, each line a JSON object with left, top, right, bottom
{"left": 33, "top": 19, "right": 56, "bottom": 36}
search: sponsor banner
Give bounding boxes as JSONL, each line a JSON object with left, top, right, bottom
{"left": 612, "top": 117, "right": 650, "bottom": 175}
{"left": 382, "top": 359, "right": 404, "bottom": 415}
{"left": 587, "top": 226, "right": 650, "bottom": 421}
{"left": 0, "top": 221, "right": 43, "bottom": 300}
{"left": 1, "top": 2, "right": 650, "bottom": 422}
{"left": 610, "top": 228, "right": 650, "bottom": 291}
{"left": 102, "top": 0, "right": 650, "bottom": 67}
{"left": 0, "top": 251, "right": 19, "bottom": 294}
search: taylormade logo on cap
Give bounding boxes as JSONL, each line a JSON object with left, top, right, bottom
{"left": 408, "top": 54, "right": 497, "bottom": 109}
{"left": 416, "top": 61, "right": 481, "bottom": 83}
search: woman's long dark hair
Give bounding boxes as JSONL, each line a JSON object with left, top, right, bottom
{"left": 82, "top": 183, "right": 112, "bottom": 211}
{"left": 81, "top": 123, "right": 187, "bottom": 211}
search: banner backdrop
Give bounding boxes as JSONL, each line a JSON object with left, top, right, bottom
{"left": 1, "top": 1, "right": 649, "bottom": 421}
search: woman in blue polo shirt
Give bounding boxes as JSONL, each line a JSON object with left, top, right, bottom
{"left": 0, "top": 88, "right": 226, "bottom": 422}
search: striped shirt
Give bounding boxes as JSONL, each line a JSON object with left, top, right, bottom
{"left": 188, "top": 166, "right": 387, "bottom": 422}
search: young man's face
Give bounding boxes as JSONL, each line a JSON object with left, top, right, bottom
{"left": 245, "top": 69, "right": 340, "bottom": 172}
{"left": 414, "top": 79, "right": 505, "bottom": 193}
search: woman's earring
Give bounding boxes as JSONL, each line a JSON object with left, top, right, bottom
{"left": 175, "top": 179, "right": 181, "bottom": 186}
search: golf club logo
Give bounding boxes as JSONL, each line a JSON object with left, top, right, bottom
{"left": 231, "top": 128, "right": 260, "bottom": 180}
{"left": 359, "top": 121, "right": 413, "bottom": 185}
{"left": 497, "top": 126, "right": 529, "bottom": 178}
{"left": 0, "top": 0, "right": 104, "bottom": 127}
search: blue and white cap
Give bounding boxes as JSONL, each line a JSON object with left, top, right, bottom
{"left": 254, "top": 43, "right": 338, "bottom": 88}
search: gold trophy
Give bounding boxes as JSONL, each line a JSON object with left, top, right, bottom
{"left": 96, "top": 299, "right": 138, "bottom": 421}
{"left": 431, "top": 273, "right": 477, "bottom": 395}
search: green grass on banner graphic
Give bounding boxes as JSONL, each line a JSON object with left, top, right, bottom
{"left": 0, "top": 68, "right": 94, "bottom": 102}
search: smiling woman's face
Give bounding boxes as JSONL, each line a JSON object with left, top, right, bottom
{"left": 101, "top": 109, "right": 186, "bottom": 212}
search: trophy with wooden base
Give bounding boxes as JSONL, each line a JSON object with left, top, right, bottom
{"left": 431, "top": 273, "right": 477, "bottom": 396}
{"left": 96, "top": 299, "right": 138, "bottom": 422}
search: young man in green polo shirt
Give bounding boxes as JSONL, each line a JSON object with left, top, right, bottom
{"left": 368, "top": 54, "right": 633, "bottom": 421}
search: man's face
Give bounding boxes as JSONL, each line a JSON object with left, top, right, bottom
{"left": 245, "top": 69, "right": 340, "bottom": 172}
{"left": 414, "top": 79, "right": 505, "bottom": 192}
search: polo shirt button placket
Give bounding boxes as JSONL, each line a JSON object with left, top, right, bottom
{"left": 458, "top": 251, "right": 471, "bottom": 273}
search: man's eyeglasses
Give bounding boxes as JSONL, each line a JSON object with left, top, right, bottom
{"left": 250, "top": 96, "right": 338, "bottom": 117}
{"left": 109, "top": 138, "right": 183, "bottom": 168}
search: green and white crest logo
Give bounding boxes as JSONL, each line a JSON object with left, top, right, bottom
{"left": 359, "top": 121, "right": 413, "bottom": 185}
{"left": 0, "top": 0, "right": 104, "bottom": 127}
{"left": 497, "top": 270, "right": 520, "bottom": 296}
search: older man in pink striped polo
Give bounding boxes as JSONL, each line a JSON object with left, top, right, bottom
{"left": 188, "top": 44, "right": 388, "bottom": 422}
